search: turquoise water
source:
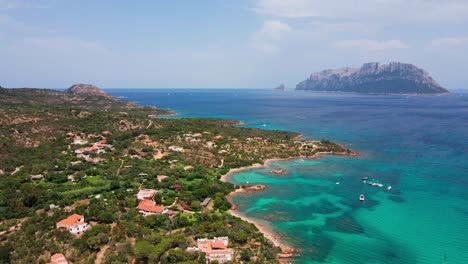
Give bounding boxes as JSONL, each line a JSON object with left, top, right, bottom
{"left": 107, "top": 89, "right": 468, "bottom": 264}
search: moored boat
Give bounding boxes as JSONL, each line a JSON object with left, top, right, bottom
{"left": 359, "top": 194, "right": 365, "bottom": 201}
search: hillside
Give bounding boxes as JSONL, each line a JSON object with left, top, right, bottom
{"left": 0, "top": 86, "right": 354, "bottom": 263}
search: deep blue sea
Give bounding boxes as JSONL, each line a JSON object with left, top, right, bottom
{"left": 107, "top": 89, "right": 468, "bottom": 264}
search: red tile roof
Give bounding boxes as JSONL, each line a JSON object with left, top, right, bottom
{"left": 57, "top": 214, "right": 83, "bottom": 227}
{"left": 138, "top": 200, "right": 164, "bottom": 213}
{"left": 210, "top": 241, "right": 226, "bottom": 249}
{"left": 48, "top": 253, "right": 68, "bottom": 264}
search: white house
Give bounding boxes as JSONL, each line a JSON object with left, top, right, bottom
{"left": 56, "top": 214, "right": 90, "bottom": 236}
{"left": 187, "top": 237, "right": 234, "bottom": 263}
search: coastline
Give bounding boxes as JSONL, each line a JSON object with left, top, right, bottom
{"left": 220, "top": 158, "right": 295, "bottom": 254}
{"left": 221, "top": 151, "right": 359, "bottom": 258}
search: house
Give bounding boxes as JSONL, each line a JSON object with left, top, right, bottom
{"left": 30, "top": 174, "right": 44, "bottom": 180}
{"left": 72, "top": 139, "right": 88, "bottom": 145}
{"left": 206, "top": 141, "right": 215, "bottom": 148}
{"left": 137, "top": 189, "right": 157, "bottom": 201}
{"left": 56, "top": 214, "right": 90, "bottom": 235}
{"left": 137, "top": 200, "right": 173, "bottom": 217}
{"left": 213, "top": 135, "right": 223, "bottom": 140}
{"left": 201, "top": 197, "right": 211, "bottom": 208}
{"left": 187, "top": 237, "right": 234, "bottom": 263}
{"left": 87, "top": 157, "right": 105, "bottom": 164}
{"left": 47, "top": 253, "right": 68, "bottom": 264}
{"left": 168, "top": 146, "right": 183, "bottom": 152}
{"left": 157, "top": 175, "right": 168, "bottom": 182}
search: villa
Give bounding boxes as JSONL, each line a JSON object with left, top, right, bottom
{"left": 137, "top": 200, "right": 174, "bottom": 217}
{"left": 56, "top": 214, "right": 90, "bottom": 236}
{"left": 168, "top": 146, "right": 183, "bottom": 152}
{"left": 187, "top": 237, "right": 234, "bottom": 263}
{"left": 47, "top": 253, "right": 68, "bottom": 264}
{"left": 137, "top": 189, "right": 157, "bottom": 201}
{"left": 71, "top": 138, "right": 88, "bottom": 145}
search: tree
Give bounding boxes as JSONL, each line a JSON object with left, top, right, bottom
{"left": 134, "top": 240, "right": 155, "bottom": 260}
{"left": 240, "top": 248, "right": 253, "bottom": 262}
{"left": 190, "top": 201, "right": 200, "bottom": 210}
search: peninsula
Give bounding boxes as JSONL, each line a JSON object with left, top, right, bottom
{"left": 0, "top": 84, "right": 356, "bottom": 263}
{"left": 296, "top": 62, "right": 449, "bottom": 94}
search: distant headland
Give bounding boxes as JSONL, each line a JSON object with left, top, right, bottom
{"left": 296, "top": 62, "right": 449, "bottom": 94}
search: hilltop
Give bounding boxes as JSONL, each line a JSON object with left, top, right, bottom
{"left": 65, "top": 83, "right": 115, "bottom": 99}
{"left": 296, "top": 62, "right": 449, "bottom": 94}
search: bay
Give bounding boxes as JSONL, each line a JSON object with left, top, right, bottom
{"left": 106, "top": 88, "right": 468, "bottom": 264}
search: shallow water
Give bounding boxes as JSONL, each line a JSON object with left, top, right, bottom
{"left": 107, "top": 89, "right": 468, "bottom": 264}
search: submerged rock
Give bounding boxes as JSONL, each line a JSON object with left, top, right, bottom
{"left": 325, "top": 214, "right": 365, "bottom": 234}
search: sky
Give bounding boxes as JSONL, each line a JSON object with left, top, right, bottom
{"left": 1, "top": 0, "right": 468, "bottom": 89}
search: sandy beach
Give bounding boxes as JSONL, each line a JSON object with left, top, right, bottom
{"left": 220, "top": 158, "right": 300, "bottom": 254}
{"left": 220, "top": 150, "right": 359, "bottom": 256}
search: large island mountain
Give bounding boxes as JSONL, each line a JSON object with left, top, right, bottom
{"left": 296, "top": 62, "right": 449, "bottom": 94}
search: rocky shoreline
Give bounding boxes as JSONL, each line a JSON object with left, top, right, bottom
{"left": 221, "top": 150, "right": 359, "bottom": 261}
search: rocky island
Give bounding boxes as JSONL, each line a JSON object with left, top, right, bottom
{"left": 274, "top": 84, "right": 286, "bottom": 91}
{"left": 296, "top": 62, "right": 449, "bottom": 94}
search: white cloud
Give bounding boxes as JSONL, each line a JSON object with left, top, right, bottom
{"left": 254, "top": 0, "right": 468, "bottom": 22}
{"left": 250, "top": 20, "right": 292, "bottom": 54}
{"left": 257, "top": 20, "right": 292, "bottom": 40}
{"left": 333, "top": 39, "right": 409, "bottom": 51}
{"left": 431, "top": 37, "right": 468, "bottom": 47}
{"left": 0, "top": 0, "right": 33, "bottom": 9}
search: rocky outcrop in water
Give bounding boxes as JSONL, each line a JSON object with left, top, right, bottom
{"left": 274, "top": 84, "right": 286, "bottom": 91}
{"left": 296, "top": 62, "right": 448, "bottom": 94}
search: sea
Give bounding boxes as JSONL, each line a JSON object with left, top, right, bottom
{"left": 106, "top": 88, "right": 468, "bottom": 264}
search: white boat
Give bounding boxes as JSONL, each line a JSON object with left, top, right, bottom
{"left": 359, "top": 194, "right": 365, "bottom": 201}
{"left": 387, "top": 186, "right": 392, "bottom": 190}
{"left": 336, "top": 181, "right": 340, "bottom": 185}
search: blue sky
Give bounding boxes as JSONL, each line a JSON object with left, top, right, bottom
{"left": 1, "top": 0, "right": 468, "bottom": 89}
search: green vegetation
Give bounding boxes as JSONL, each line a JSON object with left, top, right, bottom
{"left": 0, "top": 87, "right": 353, "bottom": 263}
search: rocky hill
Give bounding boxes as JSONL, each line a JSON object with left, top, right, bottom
{"left": 296, "top": 62, "right": 449, "bottom": 94}
{"left": 65, "top": 83, "right": 114, "bottom": 99}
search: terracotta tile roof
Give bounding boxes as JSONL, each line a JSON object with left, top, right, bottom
{"left": 137, "top": 189, "right": 157, "bottom": 200}
{"left": 210, "top": 241, "right": 226, "bottom": 249}
{"left": 165, "top": 210, "right": 174, "bottom": 216}
{"left": 57, "top": 214, "right": 83, "bottom": 227}
{"left": 138, "top": 200, "right": 164, "bottom": 213}
{"left": 48, "top": 253, "right": 68, "bottom": 264}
